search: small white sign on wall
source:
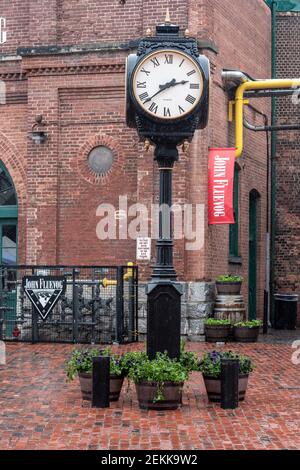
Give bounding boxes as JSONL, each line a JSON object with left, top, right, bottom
{"left": 0, "top": 18, "right": 7, "bottom": 44}
{"left": 136, "top": 237, "right": 151, "bottom": 261}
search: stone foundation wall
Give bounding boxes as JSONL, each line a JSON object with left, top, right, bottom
{"left": 137, "top": 281, "right": 215, "bottom": 342}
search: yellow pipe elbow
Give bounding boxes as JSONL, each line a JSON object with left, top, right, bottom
{"left": 124, "top": 261, "right": 134, "bottom": 281}
{"left": 234, "top": 79, "right": 300, "bottom": 158}
{"left": 102, "top": 278, "right": 117, "bottom": 288}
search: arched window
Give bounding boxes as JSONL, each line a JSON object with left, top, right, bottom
{"left": 0, "top": 163, "right": 17, "bottom": 206}
{"left": 0, "top": 162, "right": 18, "bottom": 266}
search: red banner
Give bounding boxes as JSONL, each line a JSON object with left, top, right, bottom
{"left": 208, "top": 148, "right": 236, "bottom": 225}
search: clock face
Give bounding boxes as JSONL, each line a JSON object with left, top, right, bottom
{"left": 132, "top": 49, "right": 203, "bottom": 120}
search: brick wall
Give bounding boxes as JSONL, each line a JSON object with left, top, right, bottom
{"left": 0, "top": 0, "right": 271, "bottom": 322}
{"left": 276, "top": 13, "right": 300, "bottom": 323}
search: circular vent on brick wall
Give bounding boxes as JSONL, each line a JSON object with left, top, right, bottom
{"left": 87, "top": 146, "right": 114, "bottom": 176}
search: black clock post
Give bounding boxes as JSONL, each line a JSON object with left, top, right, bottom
{"left": 146, "top": 143, "right": 182, "bottom": 359}
{"left": 126, "top": 15, "right": 210, "bottom": 359}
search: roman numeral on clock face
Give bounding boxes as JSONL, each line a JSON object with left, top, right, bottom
{"left": 149, "top": 102, "right": 158, "bottom": 114}
{"left": 140, "top": 67, "right": 150, "bottom": 76}
{"left": 139, "top": 92, "right": 149, "bottom": 101}
{"left": 187, "top": 69, "right": 196, "bottom": 77}
{"left": 178, "top": 105, "right": 185, "bottom": 114}
{"left": 185, "top": 94, "right": 196, "bottom": 104}
{"left": 137, "top": 81, "right": 147, "bottom": 88}
{"left": 150, "top": 57, "right": 160, "bottom": 67}
{"left": 164, "top": 107, "right": 171, "bottom": 117}
{"left": 190, "top": 83, "right": 200, "bottom": 89}
{"left": 164, "top": 54, "right": 173, "bottom": 64}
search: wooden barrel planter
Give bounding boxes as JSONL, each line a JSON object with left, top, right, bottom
{"left": 216, "top": 281, "right": 242, "bottom": 295}
{"left": 78, "top": 372, "right": 124, "bottom": 401}
{"left": 234, "top": 326, "right": 260, "bottom": 343}
{"left": 135, "top": 381, "right": 183, "bottom": 410}
{"left": 205, "top": 324, "right": 231, "bottom": 342}
{"left": 202, "top": 374, "right": 249, "bottom": 402}
{"left": 214, "top": 294, "right": 246, "bottom": 324}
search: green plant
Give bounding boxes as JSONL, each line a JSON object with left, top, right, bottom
{"left": 198, "top": 350, "right": 255, "bottom": 378}
{"left": 120, "top": 350, "right": 148, "bottom": 375}
{"left": 65, "top": 347, "right": 124, "bottom": 382}
{"left": 234, "top": 320, "right": 262, "bottom": 328}
{"left": 216, "top": 274, "right": 243, "bottom": 282}
{"left": 205, "top": 318, "right": 231, "bottom": 326}
{"left": 127, "top": 351, "right": 191, "bottom": 402}
{"left": 179, "top": 340, "right": 199, "bottom": 372}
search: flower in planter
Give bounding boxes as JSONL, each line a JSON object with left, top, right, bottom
{"left": 198, "top": 350, "right": 255, "bottom": 378}
{"left": 65, "top": 347, "right": 125, "bottom": 382}
{"left": 127, "top": 351, "right": 190, "bottom": 402}
{"left": 124, "top": 342, "right": 199, "bottom": 403}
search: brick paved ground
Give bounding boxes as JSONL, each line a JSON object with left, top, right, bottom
{"left": 0, "top": 339, "right": 300, "bottom": 450}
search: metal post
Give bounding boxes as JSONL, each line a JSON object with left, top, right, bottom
{"left": 91, "top": 268, "right": 96, "bottom": 344}
{"left": 116, "top": 266, "right": 124, "bottom": 343}
{"left": 146, "top": 145, "right": 182, "bottom": 360}
{"left": 72, "top": 269, "right": 79, "bottom": 343}
{"left": 128, "top": 273, "right": 134, "bottom": 343}
{"left": 31, "top": 307, "right": 38, "bottom": 344}
{"left": 92, "top": 356, "right": 110, "bottom": 408}
{"left": 135, "top": 266, "right": 139, "bottom": 342}
{"left": 221, "top": 358, "right": 239, "bottom": 409}
{"left": 0, "top": 311, "right": 3, "bottom": 340}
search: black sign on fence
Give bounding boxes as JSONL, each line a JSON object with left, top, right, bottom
{"left": 22, "top": 276, "right": 66, "bottom": 320}
{"left": 0, "top": 265, "right": 138, "bottom": 344}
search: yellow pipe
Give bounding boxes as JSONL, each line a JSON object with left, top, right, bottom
{"left": 101, "top": 262, "right": 135, "bottom": 288}
{"left": 102, "top": 278, "right": 117, "bottom": 288}
{"left": 235, "top": 79, "right": 300, "bottom": 157}
{"left": 123, "top": 261, "right": 134, "bottom": 281}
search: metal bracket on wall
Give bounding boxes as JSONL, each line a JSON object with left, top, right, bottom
{"left": 228, "top": 99, "right": 249, "bottom": 122}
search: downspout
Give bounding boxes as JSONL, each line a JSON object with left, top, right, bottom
{"left": 270, "top": 0, "right": 277, "bottom": 326}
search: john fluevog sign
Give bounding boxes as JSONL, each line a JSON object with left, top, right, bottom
{"left": 22, "top": 276, "right": 66, "bottom": 320}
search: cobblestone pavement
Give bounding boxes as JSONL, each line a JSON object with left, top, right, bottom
{"left": 0, "top": 340, "right": 300, "bottom": 450}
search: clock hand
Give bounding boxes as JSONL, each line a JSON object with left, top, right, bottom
{"left": 143, "top": 79, "right": 189, "bottom": 104}
{"left": 143, "top": 79, "right": 176, "bottom": 104}
{"left": 159, "top": 80, "right": 189, "bottom": 89}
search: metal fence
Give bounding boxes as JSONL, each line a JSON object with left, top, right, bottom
{"left": 0, "top": 265, "right": 138, "bottom": 344}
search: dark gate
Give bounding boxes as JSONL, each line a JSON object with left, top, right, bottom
{"left": 0, "top": 265, "right": 138, "bottom": 344}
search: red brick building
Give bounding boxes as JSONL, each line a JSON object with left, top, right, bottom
{"left": 0, "top": 0, "right": 272, "bottom": 338}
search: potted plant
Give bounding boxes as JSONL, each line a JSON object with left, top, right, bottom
{"left": 204, "top": 318, "right": 231, "bottom": 342}
{"left": 234, "top": 320, "right": 261, "bottom": 343}
{"left": 125, "top": 346, "right": 199, "bottom": 410}
{"left": 199, "top": 350, "right": 255, "bottom": 402}
{"left": 215, "top": 274, "right": 243, "bottom": 295}
{"left": 66, "top": 347, "right": 125, "bottom": 401}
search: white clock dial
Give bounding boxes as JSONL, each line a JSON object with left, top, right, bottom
{"left": 132, "top": 49, "right": 203, "bottom": 120}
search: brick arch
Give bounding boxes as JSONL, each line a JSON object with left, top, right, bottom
{"left": 0, "top": 132, "right": 26, "bottom": 205}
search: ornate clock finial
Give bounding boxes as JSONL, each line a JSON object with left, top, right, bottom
{"left": 165, "top": 8, "right": 171, "bottom": 25}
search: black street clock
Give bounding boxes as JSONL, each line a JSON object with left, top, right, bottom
{"left": 126, "top": 20, "right": 210, "bottom": 148}
{"left": 125, "top": 16, "right": 210, "bottom": 361}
